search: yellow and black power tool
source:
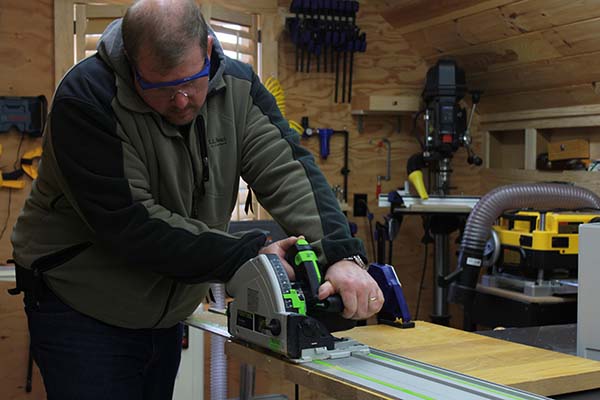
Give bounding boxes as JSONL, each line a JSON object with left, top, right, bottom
{"left": 493, "top": 210, "right": 600, "bottom": 279}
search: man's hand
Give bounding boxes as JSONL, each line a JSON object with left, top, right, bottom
{"left": 258, "top": 236, "right": 299, "bottom": 280}
{"left": 317, "top": 260, "right": 383, "bottom": 320}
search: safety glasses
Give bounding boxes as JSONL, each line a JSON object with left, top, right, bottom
{"left": 135, "top": 57, "right": 211, "bottom": 90}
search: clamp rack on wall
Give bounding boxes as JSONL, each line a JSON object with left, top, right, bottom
{"left": 287, "top": 0, "right": 367, "bottom": 103}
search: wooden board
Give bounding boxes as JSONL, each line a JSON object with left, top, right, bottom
{"left": 403, "top": 0, "right": 600, "bottom": 59}
{"left": 0, "top": 0, "right": 51, "bottom": 265}
{"left": 351, "top": 95, "right": 421, "bottom": 114}
{"left": 225, "top": 321, "right": 600, "bottom": 397}
{"left": 380, "top": 0, "right": 518, "bottom": 34}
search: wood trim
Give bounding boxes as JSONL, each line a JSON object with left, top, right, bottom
{"left": 416, "top": 11, "right": 600, "bottom": 62}
{"left": 211, "top": 25, "right": 253, "bottom": 40}
{"left": 259, "top": 10, "right": 282, "bottom": 79}
{"left": 209, "top": 4, "right": 253, "bottom": 26}
{"left": 75, "top": 4, "right": 87, "bottom": 62}
{"left": 524, "top": 128, "right": 537, "bottom": 170}
{"left": 85, "top": 4, "right": 128, "bottom": 18}
{"left": 482, "top": 115, "right": 600, "bottom": 131}
{"left": 482, "top": 104, "right": 600, "bottom": 123}
{"left": 381, "top": 0, "right": 518, "bottom": 34}
{"left": 54, "top": 0, "right": 75, "bottom": 87}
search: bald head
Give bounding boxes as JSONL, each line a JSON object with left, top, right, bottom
{"left": 122, "top": 0, "right": 208, "bottom": 73}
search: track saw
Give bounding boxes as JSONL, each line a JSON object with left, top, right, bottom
{"left": 226, "top": 240, "right": 552, "bottom": 399}
{"left": 226, "top": 239, "right": 369, "bottom": 362}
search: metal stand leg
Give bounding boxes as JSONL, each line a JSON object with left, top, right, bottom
{"left": 239, "top": 364, "right": 256, "bottom": 400}
{"left": 431, "top": 233, "right": 450, "bottom": 326}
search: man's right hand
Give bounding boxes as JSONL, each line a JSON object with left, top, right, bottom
{"left": 258, "top": 236, "right": 299, "bottom": 280}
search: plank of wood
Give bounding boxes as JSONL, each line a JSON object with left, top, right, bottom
{"left": 483, "top": 115, "right": 600, "bottom": 131}
{"left": 469, "top": 51, "right": 600, "bottom": 96}
{"left": 479, "top": 84, "right": 600, "bottom": 114}
{"left": 84, "top": 4, "right": 128, "bottom": 18}
{"left": 54, "top": 0, "right": 75, "bottom": 87}
{"left": 260, "top": 11, "right": 281, "bottom": 79}
{"left": 431, "top": 17, "right": 600, "bottom": 75}
{"left": 0, "top": 0, "right": 54, "bottom": 99}
{"left": 480, "top": 168, "right": 600, "bottom": 196}
{"left": 476, "top": 285, "right": 576, "bottom": 304}
{"left": 226, "top": 321, "right": 600, "bottom": 397}
{"left": 547, "top": 138, "right": 589, "bottom": 161}
{"left": 403, "top": 0, "right": 600, "bottom": 59}
{"left": 481, "top": 104, "right": 600, "bottom": 124}
{"left": 380, "top": 0, "right": 518, "bottom": 34}
{"left": 524, "top": 128, "right": 538, "bottom": 170}
{"left": 351, "top": 95, "right": 420, "bottom": 114}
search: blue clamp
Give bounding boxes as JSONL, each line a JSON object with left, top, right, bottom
{"left": 368, "top": 263, "right": 415, "bottom": 329}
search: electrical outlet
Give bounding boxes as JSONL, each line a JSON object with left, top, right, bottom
{"left": 353, "top": 193, "right": 368, "bottom": 217}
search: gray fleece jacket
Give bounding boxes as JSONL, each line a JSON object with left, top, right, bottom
{"left": 10, "top": 19, "right": 366, "bottom": 328}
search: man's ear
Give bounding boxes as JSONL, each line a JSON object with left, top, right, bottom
{"left": 207, "top": 35, "right": 214, "bottom": 59}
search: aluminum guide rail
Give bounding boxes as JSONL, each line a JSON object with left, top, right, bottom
{"left": 186, "top": 313, "right": 549, "bottom": 400}
{"left": 309, "top": 349, "right": 549, "bottom": 400}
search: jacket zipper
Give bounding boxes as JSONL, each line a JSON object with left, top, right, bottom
{"left": 192, "top": 116, "right": 210, "bottom": 219}
{"left": 153, "top": 118, "right": 210, "bottom": 327}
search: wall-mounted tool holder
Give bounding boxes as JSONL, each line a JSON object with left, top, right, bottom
{"left": 287, "top": 0, "right": 367, "bottom": 103}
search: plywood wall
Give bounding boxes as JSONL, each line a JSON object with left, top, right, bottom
{"left": 393, "top": 0, "right": 600, "bottom": 114}
{"left": 0, "top": 1, "right": 54, "bottom": 398}
{"left": 276, "top": 0, "right": 484, "bottom": 328}
{"left": 0, "top": 0, "right": 54, "bottom": 264}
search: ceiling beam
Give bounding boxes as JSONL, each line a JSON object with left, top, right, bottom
{"left": 381, "top": 0, "right": 518, "bottom": 34}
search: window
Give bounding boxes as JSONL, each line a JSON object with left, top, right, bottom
{"left": 74, "top": 4, "right": 127, "bottom": 63}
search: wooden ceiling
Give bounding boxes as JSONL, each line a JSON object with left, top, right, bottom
{"left": 382, "top": 0, "right": 600, "bottom": 113}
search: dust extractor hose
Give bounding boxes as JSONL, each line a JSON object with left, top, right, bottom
{"left": 450, "top": 183, "right": 600, "bottom": 304}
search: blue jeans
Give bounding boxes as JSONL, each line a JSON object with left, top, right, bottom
{"left": 25, "top": 289, "right": 183, "bottom": 400}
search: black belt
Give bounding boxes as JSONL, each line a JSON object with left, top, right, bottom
{"left": 8, "top": 265, "right": 53, "bottom": 307}
{"left": 8, "top": 242, "right": 92, "bottom": 307}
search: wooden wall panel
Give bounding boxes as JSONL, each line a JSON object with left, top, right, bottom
{"left": 403, "top": 0, "right": 600, "bottom": 59}
{"left": 0, "top": 2, "right": 53, "bottom": 398}
{"left": 0, "top": 0, "right": 53, "bottom": 264}
{"left": 480, "top": 84, "right": 600, "bottom": 114}
{"left": 278, "top": 2, "right": 485, "bottom": 331}
{"left": 398, "top": 0, "right": 600, "bottom": 114}
{"left": 381, "top": 0, "right": 518, "bottom": 34}
{"left": 469, "top": 51, "right": 600, "bottom": 96}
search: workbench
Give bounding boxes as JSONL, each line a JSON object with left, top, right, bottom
{"left": 188, "top": 312, "right": 600, "bottom": 399}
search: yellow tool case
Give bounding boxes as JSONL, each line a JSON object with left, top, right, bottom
{"left": 493, "top": 210, "right": 600, "bottom": 274}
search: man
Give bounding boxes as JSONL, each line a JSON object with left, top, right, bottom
{"left": 10, "top": 0, "right": 382, "bottom": 398}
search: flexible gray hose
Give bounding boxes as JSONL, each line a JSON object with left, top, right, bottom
{"left": 210, "top": 283, "right": 227, "bottom": 400}
{"left": 461, "top": 183, "right": 600, "bottom": 263}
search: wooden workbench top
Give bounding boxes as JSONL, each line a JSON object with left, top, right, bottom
{"left": 224, "top": 321, "right": 600, "bottom": 398}
{"left": 343, "top": 322, "right": 600, "bottom": 396}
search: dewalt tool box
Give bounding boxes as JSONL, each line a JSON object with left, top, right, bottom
{"left": 493, "top": 210, "right": 600, "bottom": 276}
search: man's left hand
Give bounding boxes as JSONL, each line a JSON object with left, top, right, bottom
{"left": 317, "top": 260, "right": 383, "bottom": 320}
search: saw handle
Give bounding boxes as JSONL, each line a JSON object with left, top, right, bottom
{"left": 286, "top": 238, "right": 344, "bottom": 313}
{"left": 316, "top": 294, "right": 344, "bottom": 313}
{"left": 286, "top": 238, "right": 322, "bottom": 301}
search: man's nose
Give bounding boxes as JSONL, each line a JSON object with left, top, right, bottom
{"left": 172, "top": 90, "right": 190, "bottom": 109}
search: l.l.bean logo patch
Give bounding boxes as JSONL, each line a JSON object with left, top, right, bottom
{"left": 208, "top": 137, "right": 227, "bottom": 147}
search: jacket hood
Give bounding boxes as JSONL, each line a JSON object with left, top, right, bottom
{"left": 96, "top": 18, "right": 227, "bottom": 111}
